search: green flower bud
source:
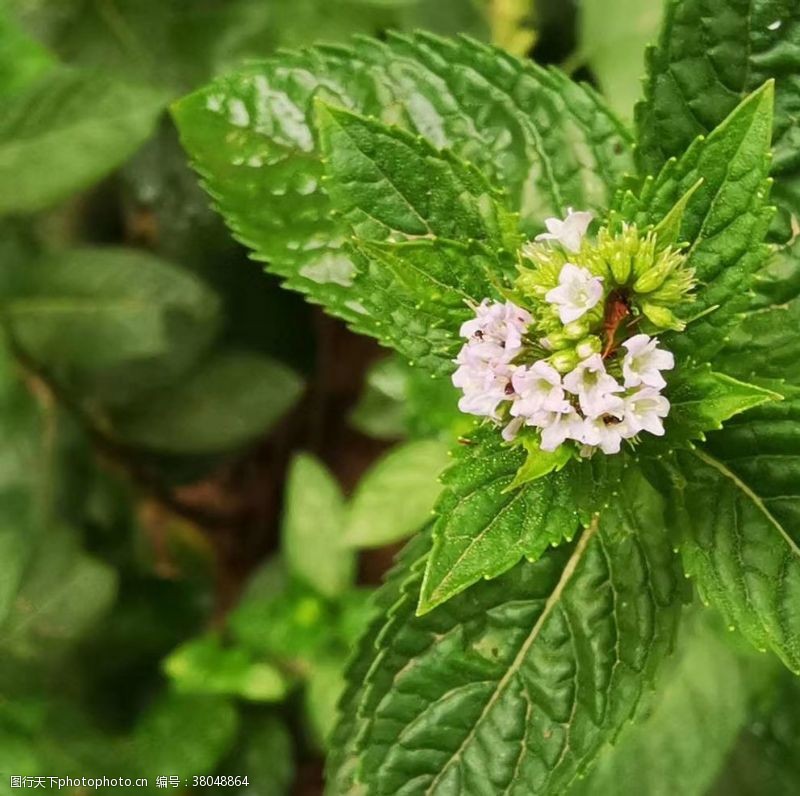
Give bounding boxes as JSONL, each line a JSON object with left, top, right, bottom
{"left": 542, "top": 331, "right": 569, "bottom": 350}
{"left": 641, "top": 301, "right": 685, "bottom": 331}
{"left": 550, "top": 350, "right": 579, "bottom": 373}
{"left": 563, "top": 319, "right": 590, "bottom": 340}
{"left": 609, "top": 249, "right": 632, "bottom": 284}
{"left": 576, "top": 336, "right": 602, "bottom": 359}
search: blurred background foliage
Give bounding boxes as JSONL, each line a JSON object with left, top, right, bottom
{"left": 0, "top": 1, "right": 796, "bottom": 794}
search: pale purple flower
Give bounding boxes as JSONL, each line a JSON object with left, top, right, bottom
{"left": 535, "top": 405, "right": 583, "bottom": 452}
{"left": 510, "top": 361, "right": 566, "bottom": 419}
{"left": 535, "top": 208, "right": 594, "bottom": 253}
{"left": 563, "top": 354, "right": 623, "bottom": 417}
{"left": 460, "top": 299, "right": 533, "bottom": 352}
{"left": 621, "top": 334, "right": 675, "bottom": 389}
{"left": 452, "top": 341, "right": 515, "bottom": 419}
{"left": 621, "top": 387, "right": 670, "bottom": 437}
{"left": 580, "top": 416, "right": 626, "bottom": 455}
{"left": 502, "top": 416, "right": 525, "bottom": 442}
{"left": 545, "top": 264, "right": 604, "bottom": 324}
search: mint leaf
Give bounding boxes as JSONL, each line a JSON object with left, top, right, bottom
{"left": 344, "top": 439, "right": 449, "bottom": 549}
{"left": 569, "top": 610, "right": 773, "bottom": 796}
{"left": 418, "top": 428, "right": 593, "bottom": 614}
{"left": 283, "top": 454, "right": 354, "bottom": 599}
{"left": 109, "top": 351, "right": 303, "bottom": 454}
{"left": 163, "top": 635, "right": 289, "bottom": 702}
{"left": 636, "top": 0, "right": 800, "bottom": 220}
{"left": 326, "top": 533, "right": 429, "bottom": 796}
{"left": 670, "top": 394, "right": 800, "bottom": 672}
{"left": 333, "top": 469, "right": 683, "bottom": 795}
{"left": 717, "top": 239, "right": 800, "bottom": 386}
{"left": 173, "top": 34, "right": 632, "bottom": 331}
{"left": 0, "top": 8, "right": 54, "bottom": 98}
{"left": 349, "top": 239, "right": 501, "bottom": 375}
{"left": 0, "top": 67, "right": 166, "bottom": 214}
{"left": 1, "top": 247, "right": 220, "bottom": 374}
{"left": 316, "top": 102, "right": 519, "bottom": 253}
{"left": 666, "top": 364, "right": 781, "bottom": 444}
{"left": 638, "top": 83, "right": 774, "bottom": 358}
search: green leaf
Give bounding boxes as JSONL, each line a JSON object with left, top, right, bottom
{"left": 665, "top": 364, "right": 781, "bottom": 444}
{"left": 505, "top": 438, "right": 573, "bottom": 492}
{"left": 173, "top": 33, "right": 632, "bottom": 330}
{"left": 1, "top": 247, "right": 220, "bottom": 377}
{"left": 711, "top": 672, "right": 800, "bottom": 795}
{"left": 348, "top": 239, "right": 501, "bottom": 375}
{"left": 636, "top": 0, "right": 800, "bottom": 219}
{"left": 282, "top": 453, "right": 354, "bottom": 598}
{"left": 229, "top": 573, "right": 332, "bottom": 664}
{"left": 326, "top": 533, "right": 429, "bottom": 796}
{"left": 344, "top": 439, "right": 450, "bottom": 549}
{"left": 349, "top": 356, "right": 410, "bottom": 440}
{"left": 109, "top": 351, "right": 303, "bottom": 454}
{"left": 717, "top": 239, "right": 800, "bottom": 386}
{"left": 0, "top": 524, "right": 117, "bottom": 659}
{"left": 0, "top": 8, "right": 54, "bottom": 99}
{"left": 163, "top": 634, "right": 289, "bottom": 702}
{"left": 305, "top": 653, "right": 348, "bottom": 749}
{"left": 670, "top": 395, "right": 800, "bottom": 672}
{"left": 331, "top": 470, "right": 684, "bottom": 795}
{"left": 224, "top": 713, "right": 294, "bottom": 796}
{"left": 569, "top": 610, "right": 773, "bottom": 796}
{"left": 637, "top": 83, "right": 775, "bottom": 358}
{"left": 578, "top": 0, "right": 663, "bottom": 120}
{"left": 133, "top": 693, "right": 238, "bottom": 780}
{"left": 316, "top": 101, "right": 519, "bottom": 253}
{"left": 417, "top": 428, "right": 615, "bottom": 615}
{"left": 0, "top": 67, "right": 166, "bottom": 214}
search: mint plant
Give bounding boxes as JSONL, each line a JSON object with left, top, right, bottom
{"left": 169, "top": 2, "right": 800, "bottom": 793}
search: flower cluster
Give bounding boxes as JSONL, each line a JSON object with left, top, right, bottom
{"left": 452, "top": 209, "right": 693, "bottom": 457}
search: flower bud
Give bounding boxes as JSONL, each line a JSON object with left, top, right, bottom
{"left": 609, "top": 249, "right": 632, "bottom": 284}
{"left": 549, "top": 350, "right": 579, "bottom": 373}
{"left": 563, "top": 319, "right": 590, "bottom": 340}
{"left": 633, "top": 259, "right": 674, "bottom": 294}
{"left": 541, "top": 331, "right": 569, "bottom": 350}
{"left": 641, "top": 301, "right": 685, "bottom": 331}
{"left": 576, "top": 336, "right": 602, "bottom": 359}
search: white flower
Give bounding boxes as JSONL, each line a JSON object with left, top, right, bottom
{"left": 502, "top": 416, "right": 525, "bottom": 442}
{"left": 545, "top": 263, "right": 604, "bottom": 324}
{"left": 535, "top": 405, "right": 583, "bottom": 452}
{"left": 510, "top": 360, "right": 565, "bottom": 418}
{"left": 460, "top": 299, "right": 532, "bottom": 352}
{"left": 621, "top": 334, "right": 675, "bottom": 389}
{"left": 580, "top": 416, "right": 625, "bottom": 455}
{"left": 452, "top": 341, "right": 515, "bottom": 419}
{"left": 535, "top": 208, "right": 594, "bottom": 252}
{"left": 622, "top": 387, "right": 670, "bottom": 437}
{"left": 563, "top": 354, "right": 623, "bottom": 417}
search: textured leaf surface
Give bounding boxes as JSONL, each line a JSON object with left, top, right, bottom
{"left": 344, "top": 439, "right": 449, "bottom": 549}
{"left": 173, "top": 33, "right": 633, "bottom": 332}
{"left": 418, "top": 428, "right": 617, "bottom": 615}
{"left": 636, "top": 0, "right": 800, "bottom": 217}
{"left": 569, "top": 611, "right": 770, "bottom": 796}
{"left": 637, "top": 84, "right": 774, "bottom": 358}
{"left": 0, "top": 67, "right": 166, "bottom": 214}
{"left": 672, "top": 395, "right": 800, "bottom": 672}
{"left": 335, "top": 468, "right": 683, "bottom": 795}
{"left": 717, "top": 239, "right": 800, "bottom": 385}
{"left": 666, "top": 363, "right": 781, "bottom": 444}
{"left": 283, "top": 453, "right": 355, "bottom": 598}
